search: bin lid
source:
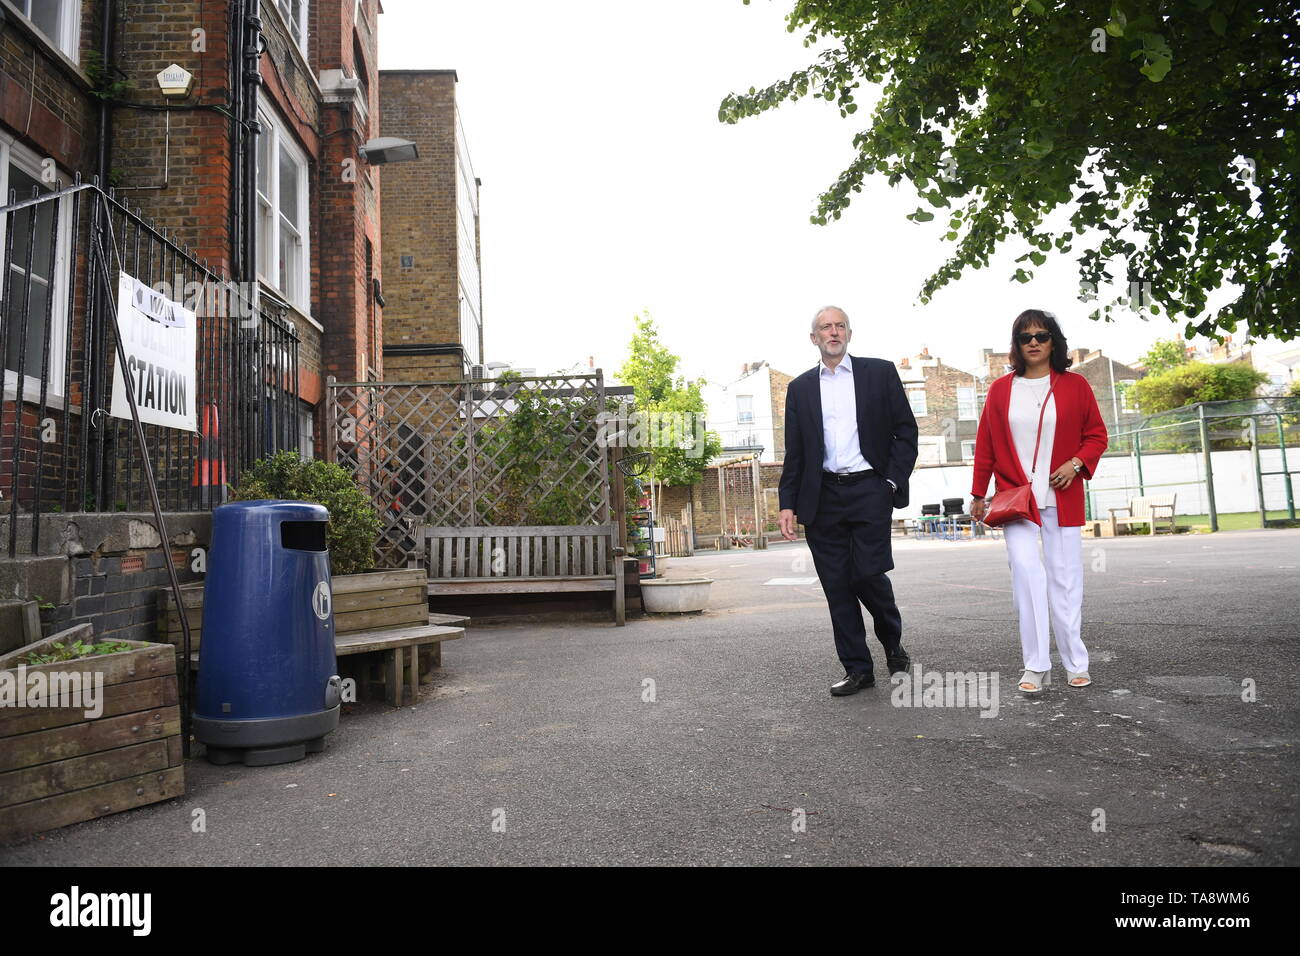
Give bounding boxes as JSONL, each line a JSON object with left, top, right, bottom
{"left": 214, "top": 499, "right": 329, "bottom": 521}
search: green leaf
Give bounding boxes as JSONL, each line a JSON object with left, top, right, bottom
{"left": 1209, "top": 12, "right": 1227, "bottom": 36}
{"left": 1105, "top": 21, "right": 1125, "bottom": 37}
{"left": 1025, "top": 138, "right": 1054, "bottom": 159}
{"left": 1140, "top": 57, "right": 1172, "bottom": 82}
{"left": 909, "top": 209, "right": 935, "bottom": 222}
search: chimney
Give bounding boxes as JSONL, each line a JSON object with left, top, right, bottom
{"left": 741, "top": 363, "right": 749, "bottom": 375}
{"left": 900, "top": 357, "right": 910, "bottom": 369}
{"left": 1070, "top": 347, "right": 1089, "bottom": 365}
{"left": 919, "top": 347, "right": 931, "bottom": 359}
{"left": 588, "top": 355, "right": 594, "bottom": 369}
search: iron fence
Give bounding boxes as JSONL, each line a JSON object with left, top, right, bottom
{"left": 1, "top": 179, "right": 301, "bottom": 557}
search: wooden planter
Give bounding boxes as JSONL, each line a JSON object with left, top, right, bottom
{"left": 0, "top": 625, "right": 185, "bottom": 843}
{"left": 158, "top": 568, "right": 462, "bottom": 703}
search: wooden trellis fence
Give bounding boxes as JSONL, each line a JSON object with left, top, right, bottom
{"left": 325, "top": 373, "right": 613, "bottom": 568}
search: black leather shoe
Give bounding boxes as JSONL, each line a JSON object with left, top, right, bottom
{"left": 886, "top": 647, "right": 911, "bottom": 676}
{"left": 830, "top": 671, "right": 875, "bottom": 696}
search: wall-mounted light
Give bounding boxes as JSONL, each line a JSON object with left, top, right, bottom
{"left": 359, "top": 137, "right": 419, "bottom": 165}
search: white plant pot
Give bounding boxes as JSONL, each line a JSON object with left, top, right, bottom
{"left": 640, "top": 578, "right": 713, "bottom": 613}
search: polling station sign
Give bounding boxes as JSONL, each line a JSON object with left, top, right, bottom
{"left": 110, "top": 272, "right": 197, "bottom": 432}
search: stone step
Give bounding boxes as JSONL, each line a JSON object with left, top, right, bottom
{"left": 0, "top": 554, "right": 72, "bottom": 605}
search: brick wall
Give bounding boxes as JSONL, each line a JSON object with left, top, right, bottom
{"left": 768, "top": 367, "right": 794, "bottom": 460}
{"left": 29, "top": 512, "right": 211, "bottom": 644}
{"left": 378, "top": 71, "right": 465, "bottom": 380}
{"left": 109, "top": 0, "right": 236, "bottom": 270}
{"left": 661, "top": 461, "right": 785, "bottom": 544}
{"left": 0, "top": 2, "right": 100, "bottom": 176}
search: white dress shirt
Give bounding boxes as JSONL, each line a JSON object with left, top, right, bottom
{"left": 1008, "top": 374, "right": 1057, "bottom": 508}
{"left": 819, "top": 353, "right": 879, "bottom": 475}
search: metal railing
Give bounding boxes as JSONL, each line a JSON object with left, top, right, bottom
{"left": 1, "top": 178, "right": 301, "bottom": 557}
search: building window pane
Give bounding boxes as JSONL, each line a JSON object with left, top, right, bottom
{"left": 907, "top": 387, "right": 928, "bottom": 417}
{"left": 278, "top": 0, "right": 305, "bottom": 49}
{"left": 3, "top": 165, "right": 56, "bottom": 379}
{"left": 278, "top": 147, "right": 300, "bottom": 227}
{"left": 737, "top": 394, "right": 753, "bottom": 423}
{"left": 30, "top": 1, "right": 62, "bottom": 44}
{"left": 957, "top": 386, "right": 976, "bottom": 420}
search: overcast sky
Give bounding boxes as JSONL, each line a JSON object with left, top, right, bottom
{"left": 378, "top": 0, "right": 1287, "bottom": 387}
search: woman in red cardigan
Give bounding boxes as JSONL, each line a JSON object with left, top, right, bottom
{"left": 970, "top": 310, "right": 1109, "bottom": 693}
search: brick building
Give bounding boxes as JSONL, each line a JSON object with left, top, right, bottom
{"left": 897, "top": 348, "right": 982, "bottom": 465}
{"left": 378, "top": 69, "right": 481, "bottom": 381}
{"left": 108, "top": 0, "right": 387, "bottom": 446}
{"left": 1, "top": 0, "right": 389, "bottom": 646}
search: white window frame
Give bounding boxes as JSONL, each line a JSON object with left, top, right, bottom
{"left": 1, "top": 135, "right": 74, "bottom": 402}
{"left": 270, "top": 0, "right": 309, "bottom": 55}
{"left": 956, "top": 386, "right": 977, "bottom": 421}
{"left": 960, "top": 439, "right": 976, "bottom": 462}
{"left": 736, "top": 394, "right": 754, "bottom": 424}
{"left": 907, "top": 386, "right": 928, "bottom": 418}
{"left": 14, "top": 0, "right": 81, "bottom": 63}
{"left": 255, "top": 103, "right": 311, "bottom": 316}
{"left": 298, "top": 406, "right": 315, "bottom": 459}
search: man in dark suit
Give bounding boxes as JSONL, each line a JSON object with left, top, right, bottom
{"left": 778, "top": 306, "right": 919, "bottom": 696}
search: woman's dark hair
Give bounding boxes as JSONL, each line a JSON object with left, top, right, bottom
{"left": 1009, "top": 309, "right": 1072, "bottom": 375}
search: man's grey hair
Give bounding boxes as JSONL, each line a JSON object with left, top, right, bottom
{"left": 811, "top": 305, "right": 850, "bottom": 333}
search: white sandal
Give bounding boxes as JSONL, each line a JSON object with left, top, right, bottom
{"left": 1018, "top": 669, "right": 1050, "bottom": 693}
{"left": 1066, "top": 670, "right": 1092, "bottom": 687}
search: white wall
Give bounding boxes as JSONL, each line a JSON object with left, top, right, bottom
{"left": 702, "top": 366, "right": 776, "bottom": 456}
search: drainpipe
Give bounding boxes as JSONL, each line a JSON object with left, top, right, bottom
{"left": 241, "top": 5, "right": 263, "bottom": 285}
{"left": 97, "top": 0, "right": 116, "bottom": 184}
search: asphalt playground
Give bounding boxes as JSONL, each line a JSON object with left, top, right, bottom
{"left": 3, "top": 528, "right": 1297, "bottom": 866}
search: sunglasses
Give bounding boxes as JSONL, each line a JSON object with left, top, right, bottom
{"left": 1017, "top": 332, "right": 1053, "bottom": 345}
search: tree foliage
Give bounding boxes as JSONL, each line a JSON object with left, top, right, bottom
{"left": 231, "top": 451, "right": 382, "bottom": 575}
{"left": 1140, "top": 338, "right": 1192, "bottom": 374}
{"left": 616, "top": 312, "right": 723, "bottom": 486}
{"left": 719, "top": 1, "right": 1298, "bottom": 340}
{"left": 1131, "top": 360, "right": 1268, "bottom": 413}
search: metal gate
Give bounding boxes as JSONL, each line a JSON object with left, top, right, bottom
{"left": 326, "top": 373, "right": 613, "bottom": 568}
{"left": 1, "top": 179, "right": 301, "bottom": 557}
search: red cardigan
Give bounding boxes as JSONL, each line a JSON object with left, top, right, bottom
{"left": 970, "top": 370, "right": 1109, "bottom": 527}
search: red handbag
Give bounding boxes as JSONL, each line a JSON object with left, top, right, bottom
{"left": 982, "top": 373, "right": 1055, "bottom": 528}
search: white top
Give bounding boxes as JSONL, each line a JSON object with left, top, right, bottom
{"left": 818, "top": 352, "right": 876, "bottom": 473}
{"left": 1008, "top": 374, "right": 1057, "bottom": 508}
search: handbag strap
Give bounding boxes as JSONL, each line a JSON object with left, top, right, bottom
{"left": 1029, "top": 372, "right": 1056, "bottom": 477}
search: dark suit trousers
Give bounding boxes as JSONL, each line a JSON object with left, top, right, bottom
{"left": 805, "top": 474, "right": 903, "bottom": 676}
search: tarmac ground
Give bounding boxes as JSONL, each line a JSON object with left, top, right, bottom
{"left": 3, "top": 528, "right": 1297, "bottom": 866}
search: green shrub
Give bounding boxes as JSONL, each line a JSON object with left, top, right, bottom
{"left": 230, "top": 451, "right": 381, "bottom": 575}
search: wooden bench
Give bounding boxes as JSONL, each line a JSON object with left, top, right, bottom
{"left": 1109, "top": 494, "right": 1178, "bottom": 535}
{"left": 418, "top": 524, "right": 625, "bottom": 625}
{"left": 157, "top": 568, "right": 466, "bottom": 706}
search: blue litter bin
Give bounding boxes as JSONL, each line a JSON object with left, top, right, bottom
{"left": 194, "top": 500, "right": 342, "bottom": 766}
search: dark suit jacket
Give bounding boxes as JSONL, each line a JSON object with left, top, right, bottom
{"left": 778, "top": 356, "right": 919, "bottom": 526}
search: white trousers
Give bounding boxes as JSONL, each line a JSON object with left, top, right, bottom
{"left": 1003, "top": 507, "right": 1089, "bottom": 674}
